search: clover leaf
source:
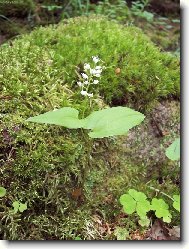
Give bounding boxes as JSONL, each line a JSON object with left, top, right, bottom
{"left": 114, "top": 227, "right": 129, "bottom": 240}
{"left": 151, "top": 198, "right": 172, "bottom": 223}
{"left": 173, "top": 195, "right": 180, "bottom": 212}
{"left": 138, "top": 216, "right": 150, "bottom": 227}
{"left": 0, "top": 187, "right": 6, "bottom": 197}
{"left": 19, "top": 203, "right": 27, "bottom": 212}
{"left": 119, "top": 189, "right": 151, "bottom": 218}
{"left": 120, "top": 194, "right": 136, "bottom": 214}
{"left": 12, "top": 201, "right": 20, "bottom": 214}
{"left": 12, "top": 201, "right": 27, "bottom": 214}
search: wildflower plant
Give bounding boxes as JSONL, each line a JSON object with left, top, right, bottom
{"left": 27, "top": 56, "right": 145, "bottom": 184}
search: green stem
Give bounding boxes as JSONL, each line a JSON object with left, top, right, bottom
{"left": 148, "top": 186, "right": 174, "bottom": 201}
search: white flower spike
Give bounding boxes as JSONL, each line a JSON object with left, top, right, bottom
{"left": 77, "top": 56, "right": 104, "bottom": 98}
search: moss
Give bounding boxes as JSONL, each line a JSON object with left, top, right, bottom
{"left": 0, "top": 15, "right": 179, "bottom": 111}
{"left": 0, "top": 16, "right": 180, "bottom": 240}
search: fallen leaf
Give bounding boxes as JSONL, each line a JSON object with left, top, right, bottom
{"left": 150, "top": 219, "right": 171, "bottom": 240}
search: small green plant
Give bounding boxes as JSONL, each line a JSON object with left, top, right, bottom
{"left": 114, "top": 226, "right": 129, "bottom": 240}
{"left": 119, "top": 189, "right": 180, "bottom": 226}
{"left": 27, "top": 56, "right": 145, "bottom": 139}
{"left": 0, "top": 187, "right": 6, "bottom": 197}
{"left": 131, "top": 0, "right": 154, "bottom": 22}
{"left": 12, "top": 201, "right": 27, "bottom": 214}
{"left": 151, "top": 198, "right": 172, "bottom": 223}
{"left": 119, "top": 189, "right": 151, "bottom": 227}
{"left": 26, "top": 56, "right": 145, "bottom": 203}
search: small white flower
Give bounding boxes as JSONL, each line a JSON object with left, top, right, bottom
{"left": 90, "top": 69, "right": 95, "bottom": 75}
{"left": 92, "top": 56, "right": 99, "bottom": 64}
{"left": 81, "top": 73, "right": 88, "bottom": 79}
{"left": 81, "top": 90, "right": 88, "bottom": 96}
{"left": 95, "top": 69, "right": 102, "bottom": 74}
{"left": 84, "top": 81, "right": 89, "bottom": 85}
{"left": 87, "top": 93, "right": 93, "bottom": 98}
{"left": 77, "top": 81, "right": 83, "bottom": 87}
{"left": 95, "top": 66, "right": 102, "bottom": 70}
{"left": 84, "top": 63, "right": 91, "bottom": 70}
{"left": 93, "top": 80, "right": 99, "bottom": 84}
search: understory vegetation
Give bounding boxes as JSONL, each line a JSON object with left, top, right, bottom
{"left": 0, "top": 1, "right": 180, "bottom": 241}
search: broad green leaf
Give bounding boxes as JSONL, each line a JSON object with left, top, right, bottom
{"left": 12, "top": 201, "right": 20, "bottom": 213}
{"left": 173, "top": 195, "right": 180, "bottom": 212}
{"left": 119, "top": 194, "right": 136, "bottom": 214}
{"left": 129, "top": 189, "right": 147, "bottom": 202}
{"left": 136, "top": 200, "right": 151, "bottom": 217}
{"left": 0, "top": 187, "right": 6, "bottom": 197}
{"left": 138, "top": 216, "right": 150, "bottom": 227}
{"left": 27, "top": 107, "right": 145, "bottom": 138}
{"left": 27, "top": 107, "right": 84, "bottom": 129}
{"left": 83, "top": 107, "right": 145, "bottom": 138}
{"left": 151, "top": 198, "right": 168, "bottom": 210}
{"left": 151, "top": 198, "right": 171, "bottom": 223}
{"left": 114, "top": 227, "right": 129, "bottom": 240}
{"left": 165, "top": 138, "right": 180, "bottom": 161}
{"left": 19, "top": 203, "right": 27, "bottom": 212}
{"left": 163, "top": 214, "right": 172, "bottom": 223}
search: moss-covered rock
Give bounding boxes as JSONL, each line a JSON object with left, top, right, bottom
{"left": 1, "top": 15, "right": 179, "bottom": 110}
{"left": 0, "top": 16, "right": 180, "bottom": 240}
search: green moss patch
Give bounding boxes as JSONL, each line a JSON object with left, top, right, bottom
{"left": 0, "top": 16, "right": 180, "bottom": 240}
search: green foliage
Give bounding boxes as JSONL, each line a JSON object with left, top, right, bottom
{"left": 151, "top": 198, "right": 172, "bottom": 223}
{"left": 12, "top": 201, "right": 27, "bottom": 214}
{"left": 0, "top": 187, "right": 6, "bottom": 197}
{"left": 114, "top": 227, "right": 129, "bottom": 240}
{"left": 0, "top": 15, "right": 180, "bottom": 240}
{"left": 138, "top": 216, "right": 150, "bottom": 227}
{"left": 173, "top": 195, "right": 180, "bottom": 212}
{"left": 119, "top": 189, "right": 151, "bottom": 224}
{"left": 120, "top": 189, "right": 180, "bottom": 226}
{"left": 165, "top": 138, "right": 180, "bottom": 161}
{"left": 27, "top": 106, "right": 145, "bottom": 138}
{"left": 60, "top": 0, "right": 130, "bottom": 21}
{"left": 27, "top": 107, "right": 84, "bottom": 129}
{"left": 131, "top": 0, "right": 154, "bottom": 22}
{"left": 83, "top": 107, "right": 145, "bottom": 138}
{"left": 0, "top": 16, "right": 179, "bottom": 111}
